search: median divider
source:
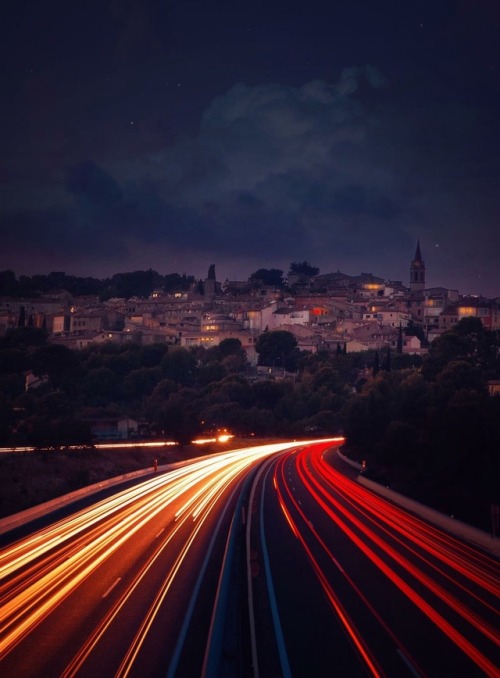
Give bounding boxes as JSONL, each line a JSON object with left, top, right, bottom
{"left": 202, "top": 471, "right": 254, "bottom": 678}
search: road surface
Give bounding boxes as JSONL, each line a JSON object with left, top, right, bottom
{"left": 0, "top": 439, "right": 498, "bottom": 677}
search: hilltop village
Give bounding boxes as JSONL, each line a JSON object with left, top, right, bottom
{"left": 1, "top": 244, "right": 499, "bottom": 529}
{"left": 1, "top": 244, "right": 499, "bottom": 365}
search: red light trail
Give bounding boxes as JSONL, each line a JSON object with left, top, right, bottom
{"left": 273, "top": 442, "right": 500, "bottom": 677}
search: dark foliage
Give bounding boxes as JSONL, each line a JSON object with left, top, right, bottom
{"left": 0, "top": 269, "right": 195, "bottom": 300}
{"left": 248, "top": 268, "right": 285, "bottom": 288}
{"left": 288, "top": 261, "right": 320, "bottom": 277}
{"left": 0, "top": 316, "right": 498, "bottom": 529}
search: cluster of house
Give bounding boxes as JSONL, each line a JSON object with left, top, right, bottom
{"left": 1, "top": 245, "right": 499, "bottom": 368}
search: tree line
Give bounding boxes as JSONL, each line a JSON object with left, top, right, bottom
{"left": 0, "top": 269, "right": 196, "bottom": 300}
{"left": 0, "top": 317, "right": 498, "bottom": 529}
{"left": 0, "top": 262, "right": 320, "bottom": 300}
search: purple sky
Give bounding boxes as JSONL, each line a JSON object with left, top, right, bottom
{"left": 1, "top": 1, "right": 499, "bottom": 295}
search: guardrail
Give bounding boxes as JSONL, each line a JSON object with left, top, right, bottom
{"left": 0, "top": 463, "right": 175, "bottom": 536}
{"left": 201, "top": 471, "right": 253, "bottom": 677}
{"left": 336, "top": 447, "right": 500, "bottom": 558}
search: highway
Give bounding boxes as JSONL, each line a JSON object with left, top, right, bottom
{"left": 0, "top": 439, "right": 498, "bottom": 677}
{"left": 253, "top": 442, "right": 499, "bottom": 677}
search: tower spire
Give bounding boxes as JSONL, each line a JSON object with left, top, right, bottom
{"left": 410, "top": 241, "right": 425, "bottom": 294}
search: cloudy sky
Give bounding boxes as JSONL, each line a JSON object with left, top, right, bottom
{"left": 1, "top": 1, "right": 499, "bottom": 295}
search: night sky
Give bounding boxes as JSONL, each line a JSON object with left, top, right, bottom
{"left": 1, "top": 1, "right": 499, "bottom": 295}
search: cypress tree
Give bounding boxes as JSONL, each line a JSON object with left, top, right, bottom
{"left": 383, "top": 345, "right": 392, "bottom": 371}
{"left": 18, "top": 305, "right": 26, "bottom": 327}
{"left": 397, "top": 323, "right": 403, "bottom": 354}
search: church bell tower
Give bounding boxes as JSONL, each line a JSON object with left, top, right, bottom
{"left": 204, "top": 264, "right": 216, "bottom": 301}
{"left": 410, "top": 241, "right": 426, "bottom": 294}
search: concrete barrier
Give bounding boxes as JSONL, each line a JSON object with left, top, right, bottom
{"left": 357, "top": 475, "right": 500, "bottom": 558}
{"left": 4, "top": 448, "right": 499, "bottom": 560}
{"left": 335, "top": 447, "right": 499, "bottom": 558}
{"left": 0, "top": 449, "right": 235, "bottom": 537}
{"left": 336, "top": 447, "right": 364, "bottom": 471}
{"left": 0, "top": 463, "right": 174, "bottom": 536}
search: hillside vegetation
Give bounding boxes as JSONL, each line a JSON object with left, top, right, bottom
{"left": 0, "top": 317, "right": 499, "bottom": 531}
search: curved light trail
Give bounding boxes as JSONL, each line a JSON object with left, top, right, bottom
{"left": 0, "top": 440, "right": 313, "bottom": 674}
{"left": 269, "top": 442, "right": 500, "bottom": 677}
{"left": 0, "top": 438, "right": 497, "bottom": 677}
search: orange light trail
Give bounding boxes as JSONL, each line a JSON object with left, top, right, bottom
{"left": 0, "top": 439, "right": 337, "bottom": 664}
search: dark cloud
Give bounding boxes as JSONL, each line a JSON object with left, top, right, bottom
{"left": 0, "top": 2, "right": 498, "bottom": 294}
{"left": 145, "top": 72, "right": 412, "bottom": 263}
{"left": 65, "top": 160, "right": 123, "bottom": 212}
{"left": 2, "top": 67, "right": 498, "bottom": 291}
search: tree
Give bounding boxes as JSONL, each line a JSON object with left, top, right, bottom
{"left": 102, "top": 352, "right": 140, "bottom": 378}
{"left": 0, "top": 391, "right": 14, "bottom": 444}
{"left": 436, "top": 360, "right": 485, "bottom": 395}
{"left": 383, "top": 345, "right": 392, "bottom": 372}
{"left": 208, "top": 338, "right": 248, "bottom": 374}
{"left": 200, "top": 402, "right": 276, "bottom": 436}
{"left": 312, "top": 366, "right": 344, "bottom": 394}
{"left": 0, "top": 270, "right": 18, "bottom": 296}
{"left": 31, "top": 343, "right": 82, "bottom": 392}
{"left": 397, "top": 324, "right": 403, "bottom": 354}
{"left": 163, "top": 272, "right": 195, "bottom": 293}
{"left": 17, "top": 306, "right": 26, "bottom": 327}
{"left": 36, "top": 391, "right": 74, "bottom": 419}
{"left": 452, "top": 317, "right": 499, "bottom": 374}
{"left": 27, "top": 416, "right": 92, "bottom": 448}
{"left": 251, "top": 380, "right": 288, "bottom": 410}
{"left": 248, "top": 268, "right": 284, "bottom": 288}
{"left": 288, "top": 261, "right": 319, "bottom": 277}
{"left": 82, "top": 367, "right": 119, "bottom": 403}
{"left": 139, "top": 343, "right": 170, "bottom": 368}
{"left": 154, "top": 389, "right": 202, "bottom": 445}
{"left": 222, "top": 352, "right": 247, "bottom": 374}
{"left": 303, "top": 410, "right": 339, "bottom": 435}
{"left": 379, "top": 420, "right": 419, "bottom": 466}
{"left": 196, "top": 362, "right": 227, "bottom": 386}
{"left": 218, "top": 338, "right": 245, "bottom": 359}
{"left": 406, "top": 319, "right": 426, "bottom": 345}
{"left": 161, "top": 348, "right": 197, "bottom": 385}
{"left": 424, "top": 316, "right": 499, "bottom": 380}
{"left": 202, "top": 375, "right": 252, "bottom": 408}
{"left": 340, "top": 379, "right": 393, "bottom": 456}
{"left": 0, "top": 373, "right": 25, "bottom": 400}
{"left": 436, "top": 389, "right": 488, "bottom": 468}
{"left": 255, "top": 330, "right": 298, "bottom": 367}
{"left": 143, "top": 378, "right": 178, "bottom": 422}
{"left": 100, "top": 269, "right": 164, "bottom": 300}
{"left": 123, "top": 367, "right": 163, "bottom": 401}
{"left": 0, "top": 348, "right": 27, "bottom": 376}
{"left": 0, "top": 326, "right": 47, "bottom": 350}
{"left": 234, "top": 407, "right": 276, "bottom": 435}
